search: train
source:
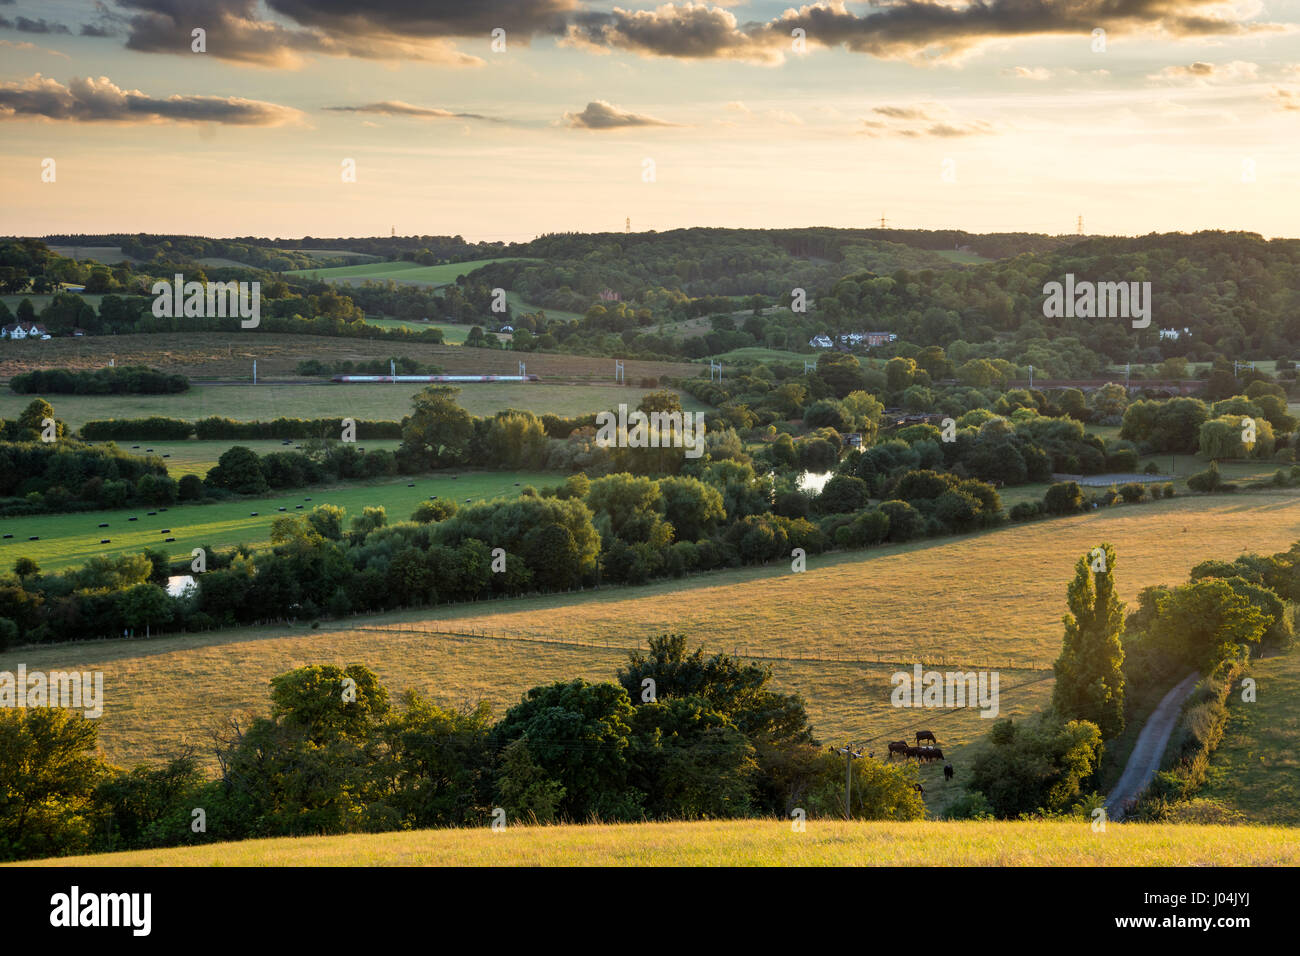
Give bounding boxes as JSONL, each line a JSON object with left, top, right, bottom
{"left": 330, "top": 374, "right": 540, "bottom": 384}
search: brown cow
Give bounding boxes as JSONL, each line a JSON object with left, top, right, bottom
{"left": 916, "top": 730, "right": 937, "bottom": 746}
{"left": 887, "top": 740, "right": 909, "bottom": 759}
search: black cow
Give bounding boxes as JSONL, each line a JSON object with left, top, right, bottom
{"left": 913, "top": 783, "right": 925, "bottom": 796}
{"left": 887, "top": 740, "right": 909, "bottom": 759}
{"left": 943, "top": 763, "right": 954, "bottom": 782}
{"left": 916, "top": 730, "right": 937, "bottom": 746}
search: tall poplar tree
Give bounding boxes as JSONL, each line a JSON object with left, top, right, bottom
{"left": 1053, "top": 542, "right": 1126, "bottom": 739}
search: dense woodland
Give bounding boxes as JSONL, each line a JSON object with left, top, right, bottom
{"left": 5, "top": 230, "right": 1300, "bottom": 377}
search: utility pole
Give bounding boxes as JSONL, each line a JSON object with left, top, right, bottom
{"left": 835, "top": 744, "right": 865, "bottom": 820}
{"left": 614, "top": 359, "right": 624, "bottom": 384}
{"left": 253, "top": 359, "right": 257, "bottom": 385}
{"left": 1077, "top": 215, "right": 1084, "bottom": 236}
{"left": 1028, "top": 364, "right": 1034, "bottom": 389}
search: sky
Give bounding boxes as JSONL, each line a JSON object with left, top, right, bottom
{"left": 1, "top": 0, "right": 1299, "bottom": 242}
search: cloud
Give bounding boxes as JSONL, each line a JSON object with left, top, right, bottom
{"left": 0, "top": 16, "right": 71, "bottom": 34}
{"left": 562, "top": 3, "right": 784, "bottom": 65}
{"left": 1270, "top": 88, "right": 1300, "bottom": 111}
{"left": 0, "top": 38, "right": 69, "bottom": 57}
{"left": 115, "top": 0, "right": 485, "bottom": 67}
{"left": 323, "top": 100, "right": 500, "bottom": 121}
{"left": 1148, "top": 60, "right": 1259, "bottom": 83}
{"left": 860, "top": 114, "right": 992, "bottom": 137}
{"left": 873, "top": 105, "right": 935, "bottom": 120}
{"left": 757, "top": 0, "right": 1287, "bottom": 65}
{"left": 563, "top": 100, "right": 679, "bottom": 129}
{"left": 0, "top": 73, "right": 304, "bottom": 125}
{"left": 1004, "top": 66, "right": 1052, "bottom": 80}
{"left": 264, "top": 0, "right": 576, "bottom": 38}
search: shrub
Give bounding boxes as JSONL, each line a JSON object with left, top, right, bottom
{"left": 1118, "top": 482, "right": 1146, "bottom": 503}
{"left": 1043, "top": 481, "right": 1085, "bottom": 515}
{"left": 1187, "top": 461, "right": 1221, "bottom": 493}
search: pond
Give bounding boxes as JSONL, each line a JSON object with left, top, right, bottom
{"left": 166, "top": 574, "right": 197, "bottom": 598}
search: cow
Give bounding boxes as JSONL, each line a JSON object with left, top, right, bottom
{"left": 904, "top": 746, "right": 922, "bottom": 760}
{"left": 925, "top": 747, "right": 944, "bottom": 762}
{"left": 913, "top": 783, "right": 925, "bottom": 796}
{"left": 916, "top": 730, "right": 937, "bottom": 746}
{"left": 943, "top": 763, "right": 954, "bottom": 782}
{"left": 887, "top": 740, "right": 909, "bottom": 759}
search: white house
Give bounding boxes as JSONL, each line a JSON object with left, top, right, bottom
{"left": 1159, "top": 327, "right": 1191, "bottom": 341}
{"left": 809, "top": 334, "right": 834, "bottom": 349}
{"left": 1, "top": 321, "right": 49, "bottom": 340}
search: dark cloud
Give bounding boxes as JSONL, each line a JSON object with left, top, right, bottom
{"left": 762, "top": 0, "right": 1284, "bottom": 63}
{"left": 324, "top": 100, "right": 500, "bottom": 122}
{"left": 0, "top": 74, "right": 303, "bottom": 125}
{"left": 563, "top": 4, "right": 781, "bottom": 64}
{"left": 0, "top": 16, "right": 72, "bottom": 34}
{"left": 265, "top": 0, "right": 576, "bottom": 38}
{"left": 560, "top": 0, "right": 1285, "bottom": 66}
{"left": 563, "top": 100, "right": 678, "bottom": 129}
{"left": 114, "top": 0, "right": 482, "bottom": 66}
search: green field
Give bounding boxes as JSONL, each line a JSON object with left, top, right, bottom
{"left": 503, "top": 291, "right": 585, "bottom": 323}
{"left": 0, "top": 470, "right": 554, "bottom": 572}
{"left": 1, "top": 383, "right": 707, "bottom": 428}
{"left": 285, "top": 258, "right": 533, "bottom": 286}
{"left": 710, "top": 347, "right": 809, "bottom": 364}
{"left": 1198, "top": 645, "right": 1300, "bottom": 824}
{"left": 934, "top": 249, "right": 993, "bottom": 265}
{"left": 19, "top": 818, "right": 1296, "bottom": 867}
{"left": 9, "top": 491, "right": 1300, "bottom": 791}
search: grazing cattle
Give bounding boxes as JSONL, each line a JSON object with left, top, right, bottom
{"left": 924, "top": 747, "right": 944, "bottom": 762}
{"left": 913, "top": 783, "right": 925, "bottom": 796}
{"left": 943, "top": 763, "right": 954, "bottom": 782}
{"left": 916, "top": 730, "right": 937, "bottom": 746}
{"left": 887, "top": 740, "right": 909, "bottom": 759}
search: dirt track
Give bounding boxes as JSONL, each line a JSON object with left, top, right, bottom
{"left": 1105, "top": 671, "right": 1200, "bottom": 820}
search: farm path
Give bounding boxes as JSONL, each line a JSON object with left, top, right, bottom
{"left": 1105, "top": 671, "right": 1200, "bottom": 820}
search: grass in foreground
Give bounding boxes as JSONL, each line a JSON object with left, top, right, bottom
{"left": 18, "top": 819, "right": 1297, "bottom": 867}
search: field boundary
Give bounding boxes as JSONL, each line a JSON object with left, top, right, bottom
{"left": 352, "top": 624, "right": 1056, "bottom": 672}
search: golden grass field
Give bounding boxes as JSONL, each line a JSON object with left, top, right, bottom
{"left": 6, "top": 491, "right": 1299, "bottom": 797}
{"left": 17, "top": 819, "right": 1298, "bottom": 867}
